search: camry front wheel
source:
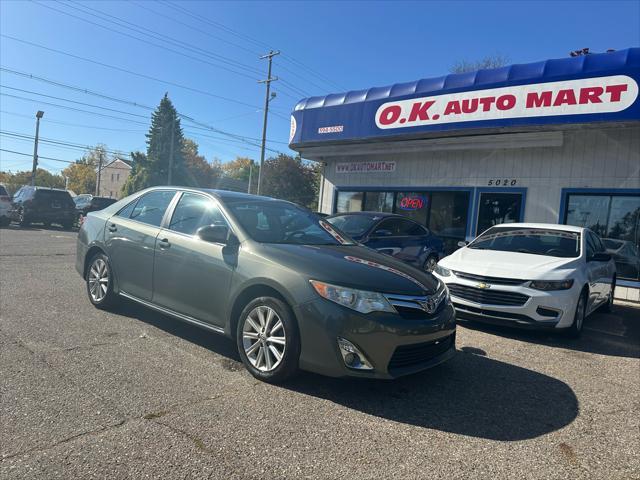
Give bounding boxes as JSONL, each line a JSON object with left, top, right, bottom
{"left": 236, "top": 297, "right": 299, "bottom": 383}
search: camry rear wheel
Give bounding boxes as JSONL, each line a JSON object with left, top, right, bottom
{"left": 86, "top": 253, "right": 118, "bottom": 309}
{"left": 236, "top": 297, "right": 299, "bottom": 383}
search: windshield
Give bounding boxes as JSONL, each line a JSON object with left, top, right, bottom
{"left": 226, "top": 200, "right": 356, "bottom": 246}
{"left": 469, "top": 227, "right": 581, "bottom": 258}
{"left": 326, "top": 214, "right": 378, "bottom": 237}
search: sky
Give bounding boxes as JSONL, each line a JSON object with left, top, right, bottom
{"left": 1, "top": 0, "right": 639, "bottom": 174}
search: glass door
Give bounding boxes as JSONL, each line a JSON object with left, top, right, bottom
{"left": 476, "top": 191, "right": 523, "bottom": 236}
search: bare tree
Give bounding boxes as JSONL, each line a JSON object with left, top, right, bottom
{"left": 450, "top": 54, "right": 510, "bottom": 74}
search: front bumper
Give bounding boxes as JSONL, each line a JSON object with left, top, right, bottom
{"left": 293, "top": 298, "right": 456, "bottom": 379}
{"left": 434, "top": 272, "right": 580, "bottom": 329}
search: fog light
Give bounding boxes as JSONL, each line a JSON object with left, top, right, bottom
{"left": 337, "top": 337, "right": 373, "bottom": 370}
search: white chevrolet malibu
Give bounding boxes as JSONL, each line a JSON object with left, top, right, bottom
{"left": 433, "top": 223, "right": 616, "bottom": 337}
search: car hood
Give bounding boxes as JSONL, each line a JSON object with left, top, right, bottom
{"left": 440, "top": 247, "right": 580, "bottom": 279}
{"left": 255, "top": 243, "right": 439, "bottom": 295}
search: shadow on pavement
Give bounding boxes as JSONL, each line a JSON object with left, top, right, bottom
{"left": 116, "top": 300, "right": 578, "bottom": 442}
{"left": 459, "top": 302, "right": 640, "bottom": 359}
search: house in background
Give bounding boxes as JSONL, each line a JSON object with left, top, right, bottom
{"left": 96, "top": 158, "right": 249, "bottom": 199}
{"left": 98, "top": 158, "right": 132, "bottom": 199}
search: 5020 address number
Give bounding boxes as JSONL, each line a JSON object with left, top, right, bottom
{"left": 488, "top": 179, "right": 517, "bottom": 186}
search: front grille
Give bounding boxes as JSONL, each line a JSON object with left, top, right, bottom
{"left": 452, "top": 271, "right": 526, "bottom": 286}
{"left": 453, "top": 303, "right": 534, "bottom": 322}
{"left": 385, "top": 287, "right": 447, "bottom": 319}
{"left": 388, "top": 333, "right": 455, "bottom": 370}
{"left": 448, "top": 284, "right": 529, "bottom": 306}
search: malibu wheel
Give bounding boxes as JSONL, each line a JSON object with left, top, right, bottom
{"left": 236, "top": 297, "right": 299, "bottom": 383}
{"left": 86, "top": 253, "right": 118, "bottom": 309}
{"left": 566, "top": 290, "right": 586, "bottom": 338}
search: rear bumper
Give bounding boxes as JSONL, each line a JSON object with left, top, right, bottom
{"left": 294, "top": 297, "right": 456, "bottom": 379}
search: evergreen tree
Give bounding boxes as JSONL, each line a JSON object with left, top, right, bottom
{"left": 122, "top": 93, "right": 188, "bottom": 194}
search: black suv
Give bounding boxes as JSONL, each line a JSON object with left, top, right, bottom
{"left": 74, "top": 195, "right": 117, "bottom": 218}
{"left": 10, "top": 186, "right": 77, "bottom": 229}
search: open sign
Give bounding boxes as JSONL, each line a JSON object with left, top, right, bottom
{"left": 398, "top": 195, "right": 427, "bottom": 211}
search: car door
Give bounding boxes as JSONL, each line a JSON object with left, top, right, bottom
{"left": 105, "top": 190, "right": 177, "bottom": 301}
{"left": 592, "top": 232, "right": 615, "bottom": 302}
{"left": 152, "top": 192, "right": 235, "bottom": 327}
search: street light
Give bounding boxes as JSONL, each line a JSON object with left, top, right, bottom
{"left": 31, "top": 110, "right": 44, "bottom": 186}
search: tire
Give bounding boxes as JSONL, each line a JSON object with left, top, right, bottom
{"left": 86, "top": 252, "right": 118, "bottom": 309}
{"left": 236, "top": 296, "right": 300, "bottom": 383}
{"left": 565, "top": 290, "right": 587, "bottom": 338}
{"left": 598, "top": 276, "right": 616, "bottom": 313}
{"left": 18, "top": 209, "right": 30, "bottom": 227}
{"left": 423, "top": 255, "right": 438, "bottom": 273}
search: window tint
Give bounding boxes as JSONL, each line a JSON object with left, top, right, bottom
{"left": 364, "top": 192, "right": 394, "bottom": 212}
{"left": 395, "top": 192, "right": 429, "bottom": 225}
{"left": 326, "top": 214, "right": 377, "bottom": 237}
{"left": 586, "top": 233, "right": 597, "bottom": 259}
{"left": 169, "top": 193, "right": 227, "bottom": 235}
{"left": 373, "top": 218, "right": 425, "bottom": 236}
{"left": 336, "top": 192, "right": 363, "bottom": 213}
{"left": 116, "top": 200, "right": 137, "bottom": 219}
{"left": 0, "top": 185, "right": 8, "bottom": 196}
{"left": 128, "top": 190, "right": 175, "bottom": 226}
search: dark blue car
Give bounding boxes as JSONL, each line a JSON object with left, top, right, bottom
{"left": 326, "top": 212, "right": 445, "bottom": 272}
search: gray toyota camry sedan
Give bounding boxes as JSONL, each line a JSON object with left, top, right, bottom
{"left": 76, "top": 187, "right": 456, "bottom": 383}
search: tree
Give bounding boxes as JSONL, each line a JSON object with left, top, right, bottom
{"left": 61, "top": 145, "right": 110, "bottom": 195}
{"left": 121, "top": 151, "right": 150, "bottom": 195}
{"left": 222, "top": 156, "right": 257, "bottom": 192}
{"left": 0, "top": 168, "right": 65, "bottom": 194}
{"left": 182, "top": 138, "right": 223, "bottom": 187}
{"left": 123, "top": 93, "right": 188, "bottom": 195}
{"left": 450, "top": 54, "right": 510, "bottom": 73}
{"left": 259, "top": 154, "right": 319, "bottom": 208}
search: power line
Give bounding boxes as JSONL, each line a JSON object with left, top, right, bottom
{"left": 0, "top": 110, "right": 146, "bottom": 133}
{"left": 0, "top": 130, "right": 133, "bottom": 157}
{"left": 0, "top": 148, "right": 131, "bottom": 170}
{"left": 162, "top": 0, "right": 345, "bottom": 92}
{"left": 1, "top": 34, "right": 268, "bottom": 111}
{"left": 34, "top": 0, "right": 263, "bottom": 81}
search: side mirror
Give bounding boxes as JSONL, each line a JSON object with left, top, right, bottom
{"left": 373, "top": 229, "right": 393, "bottom": 237}
{"left": 589, "top": 252, "right": 611, "bottom": 262}
{"left": 457, "top": 240, "right": 468, "bottom": 248}
{"left": 196, "top": 225, "right": 230, "bottom": 244}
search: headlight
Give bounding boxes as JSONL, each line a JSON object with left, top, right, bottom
{"left": 310, "top": 280, "right": 396, "bottom": 314}
{"left": 434, "top": 264, "right": 451, "bottom": 277}
{"left": 529, "top": 279, "right": 574, "bottom": 291}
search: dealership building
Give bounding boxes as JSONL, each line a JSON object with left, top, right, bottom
{"left": 289, "top": 48, "right": 640, "bottom": 298}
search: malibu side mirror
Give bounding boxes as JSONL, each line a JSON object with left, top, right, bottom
{"left": 196, "top": 225, "right": 231, "bottom": 244}
{"left": 457, "top": 240, "right": 468, "bottom": 248}
{"left": 589, "top": 252, "right": 611, "bottom": 262}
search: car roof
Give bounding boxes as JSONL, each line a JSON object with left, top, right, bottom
{"left": 329, "top": 211, "right": 399, "bottom": 218}
{"left": 142, "top": 186, "right": 290, "bottom": 204}
{"left": 489, "top": 222, "right": 584, "bottom": 233}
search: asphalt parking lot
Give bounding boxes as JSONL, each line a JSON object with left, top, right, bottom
{"left": 1, "top": 226, "right": 639, "bottom": 479}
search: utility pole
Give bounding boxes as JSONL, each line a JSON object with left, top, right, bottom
{"left": 168, "top": 116, "right": 175, "bottom": 185}
{"left": 30, "top": 110, "right": 44, "bottom": 186}
{"left": 95, "top": 150, "right": 103, "bottom": 196}
{"left": 256, "top": 50, "right": 279, "bottom": 196}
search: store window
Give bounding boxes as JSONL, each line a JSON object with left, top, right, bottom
{"left": 565, "top": 194, "right": 640, "bottom": 281}
{"left": 395, "top": 192, "right": 429, "bottom": 225}
{"left": 476, "top": 192, "right": 523, "bottom": 236}
{"left": 430, "top": 191, "right": 470, "bottom": 254}
{"left": 364, "top": 191, "right": 394, "bottom": 212}
{"left": 335, "top": 191, "right": 363, "bottom": 213}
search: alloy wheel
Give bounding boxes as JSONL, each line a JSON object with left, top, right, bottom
{"left": 88, "top": 258, "right": 109, "bottom": 302}
{"left": 242, "top": 306, "right": 286, "bottom": 372}
{"left": 575, "top": 294, "right": 585, "bottom": 331}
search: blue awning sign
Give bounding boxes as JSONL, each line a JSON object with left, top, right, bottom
{"left": 290, "top": 48, "right": 640, "bottom": 149}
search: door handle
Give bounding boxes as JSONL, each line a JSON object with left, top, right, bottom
{"left": 158, "top": 238, "right": 171, "bottom": 249}
{"left": 108, "top": 223, "right": 117, "bottom": 232}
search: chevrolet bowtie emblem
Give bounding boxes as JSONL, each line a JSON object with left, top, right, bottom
{"left": 476, "top": 282, "right": 491, "bottom": 289}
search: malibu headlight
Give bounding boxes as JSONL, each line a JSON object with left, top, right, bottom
{"left": 434, "top": 264, "right": 451, "bottom": 277}
{"left": 310, "top": 280, "right": 396, "bottom": 314}
{"left": 529, "top": 279, "right": 574, "bottom": 291}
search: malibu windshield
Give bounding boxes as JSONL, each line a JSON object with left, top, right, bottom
{"left": 469, "top": 227, "right": 581, "bottom": 258}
